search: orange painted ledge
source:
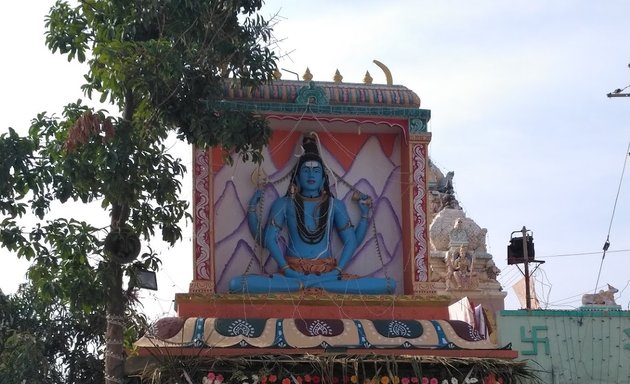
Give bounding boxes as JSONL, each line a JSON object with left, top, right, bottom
{"left": 175, "top": 293, "right": 452, "bottom": 320}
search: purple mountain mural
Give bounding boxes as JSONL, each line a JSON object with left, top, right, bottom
{"left": 212, "top": 135, "right": 404, "bottom": 293}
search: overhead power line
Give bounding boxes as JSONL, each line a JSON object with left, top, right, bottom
{"left": 539, "top": 249, "right": 630, "bottom": 258}
{"left": 599, "top": 69, "right": 630, "bottom": 292}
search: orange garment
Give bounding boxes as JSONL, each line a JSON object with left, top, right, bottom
{"left": 285, "top": 256, "right": 337, "bottom": 274}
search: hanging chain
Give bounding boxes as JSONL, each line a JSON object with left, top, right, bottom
{"left": 330, "top": 169, "right": 389, "bottom": 277}
{"left": 242, "top": 165, "right": 297, "bottom": 278}
{"left": 294, "top": 194, "right": 330, "bottom": 244}
{"left": 255, "top": 189, "right": 266, "bottom": 273}
{"left": 370, "top": 215, "right": 391, "bottom": 281}
{"left": 241, "top": 148, "right": 389, "bottom": 281}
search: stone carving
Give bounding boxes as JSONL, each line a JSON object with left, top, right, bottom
{"left": 444, "top": 246, "right": 478, "bottom": 290}
{"left": 425, "top": 163, "right": 506, "bottom": 307}
{"left": 428, "top": 162, "right": 460, "bottom": 217}
{"left": 449, "top": 218, "right": 469, "bottom": 248}
{"left": 428, "top": 201, "right": 502, "bottom": 297}
{"left": 437, "top": 171, "right": 454, "bottom": 193}
{"left": 582, "top": 284, "right": 618, "bottom": 306}
{"left": 430, "top": 209, "right": 488, "bottom": 256}
{"left": 484, "top": 259, "right": 501, "bottom": 282}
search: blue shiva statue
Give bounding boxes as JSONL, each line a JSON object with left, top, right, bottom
{"left": 229, "top": 135, "right": 396, "bottom": 294}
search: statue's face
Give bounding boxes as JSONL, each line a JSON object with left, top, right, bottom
{"left": 298, "top": 160, "right": 324, "bottom": 196}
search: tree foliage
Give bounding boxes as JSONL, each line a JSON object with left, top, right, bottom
{"left": 0, "top": 285, "right": 102, "bottom": 383}
{"left": 46, "top": 0, "right": 276, "bottom": 159}
{"left": 0, "top": 285, "right": 150, "bottom": 384}
{"left": 0, "top": 0, "right": 278, "bottom": 382}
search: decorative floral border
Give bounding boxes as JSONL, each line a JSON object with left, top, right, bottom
{"left": 194, "top": 146, "right": 211, "bottom": 281}
{"left": 412, "top": 143, "right": 428, "bottom": 282}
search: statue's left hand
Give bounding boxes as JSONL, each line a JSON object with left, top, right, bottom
{"left": 359, "top": 198, "right": 372, "bottom": 216}
{"left": 357, "top": 195, "right": 371, "bottom": 215}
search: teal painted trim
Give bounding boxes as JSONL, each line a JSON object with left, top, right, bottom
{"left": 499, "top": 309, "right": 630, "bottom": 317}
{"left": 209, "top": 100, "right": 431, "bottom": 126}
{"left": 409, "top": 118, "right": 426, "bottom": 133}
{"left": 296, "top": 81, "right": 329, "bottom": 105}
{"left": 430, "top": 320, "right": 449, "bottom": 346}
{"left": 192, "top": 318, "right": 206, "bottom": 347}
{"left": 273, "top": 319, "right": 287, "bottom": 347}
{"left": 354, "top": 320, "right": 371, "bottom": 348}
{"left": 520, "top": 325, "right": 550, "bottom": 355}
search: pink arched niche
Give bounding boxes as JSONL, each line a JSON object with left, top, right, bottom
{"left": 189, "top": 115, "right": 431, "bottom": 296}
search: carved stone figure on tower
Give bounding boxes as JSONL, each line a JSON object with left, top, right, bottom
{"left": 449, "top": 218, "right": 469, "bottom": 249}
{"left": 484, "top": 259, "right": 501, "bottom": 281}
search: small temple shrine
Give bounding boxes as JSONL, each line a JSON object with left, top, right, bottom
{"left": 130, "top": 64, "right": 533, "bottom": 383}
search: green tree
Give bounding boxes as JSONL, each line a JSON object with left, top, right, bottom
{"left": 0, "top": 0, "right": 277, "bottom": 382}
{"left": 0, "top": 284, "right": 101, "bottom": 383}
{"left": 0, "top": 284, "right": 149, "bottom": 384}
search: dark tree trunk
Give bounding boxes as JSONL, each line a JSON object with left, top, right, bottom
{"left": 106, "top": 90, "right": 135, "bottom": 384}
{"left": 105, "top": 255, "right": 125, "bottom": 383}
{"left": 105, "top": 203, "right": 128, "bottom": 384}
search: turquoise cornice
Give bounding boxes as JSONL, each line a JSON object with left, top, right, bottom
{"left": 409, "top": 118, "right": 427, "bottom": 133}
{"left": 209, "top": 81, "right": 431, "bottom": 132}
{"left": 295, "top": 81, "right": 329, "bottom": 105}
{"left": 213, "top": 99, "right": 430, "bottom": 122}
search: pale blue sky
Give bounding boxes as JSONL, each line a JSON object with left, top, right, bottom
{"left": 2, "top": 1, "right": 630, "bottom": 313}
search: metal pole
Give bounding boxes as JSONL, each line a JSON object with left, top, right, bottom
{"left": 521, "top": 226, "right": 531, "bottom": 310}
{"left": 606, "top": 64, "right": 630, "bottom": 98}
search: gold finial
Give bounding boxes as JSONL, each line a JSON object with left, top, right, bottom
{"left": 333, "top": 69, "right": 343, "bottom": 83}
{"left": 372, "top": 59, "right": 393, "bottom": 85}
{"left": 273, "top": 68, "right": 282, "bottom": 80}
{"left": 363, "top": 70, "right": 373, "bottom": 85}
{"left": 303, "top": 67, "right": 313, "bottom": 81}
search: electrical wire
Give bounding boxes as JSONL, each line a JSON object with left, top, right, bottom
{"left": 532, "top": 268, "right": 552, "bottom": 309}
{"left": 539, "top": 249, "right": 630, "bottom": 258}
{"left": 593, "top": 140, "right": 630, "bottom": 293}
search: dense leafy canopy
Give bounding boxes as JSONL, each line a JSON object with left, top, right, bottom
{"left": 0, "top": 285, "right": 149, "bottom": 383}
{"left": 0, "top": 284, "right": 105, "bottom": 383}
{"left": 46, "top": 0, "right": 276, "bottom": 159}
{"left": 0, "top": 0, "right": 278, "bottom": 382}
